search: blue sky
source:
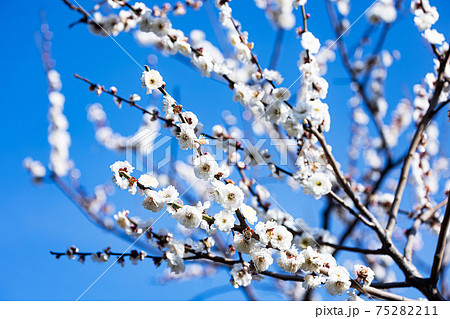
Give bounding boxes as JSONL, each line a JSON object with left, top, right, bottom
{"left": 1, "top": 0, "right": 449, "bottom": 300}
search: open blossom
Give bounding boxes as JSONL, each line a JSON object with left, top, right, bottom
{"left": 233, "top": 233, "right": 258, "bottom": 254}
{"left": 263, "top": 68, "right": 283, "bottom": 84}
{"left": 158, "top": 185, "right": 179, "bottom": 204}
{"left": 254, "top": 221, "right": 292, "bottom": 249}
{"left": 277, "top": 248, "right": 303, "bottom": 273}
{"left": 114, "top": 210, "right": 131, "bottom": 229}
{"left": 270, "top": 225, "right": 293, "bottom": 250}
{"left": 303, "top": 171, "right": 332, "bottom": 199}
{"left": 422, "top": 29, "right": 445, "bottom": 45}
{"left": 214, "top": 181, "right": 245, "bottom": 211}
{"left": 255, "top": 220, "right": 278, "bottom": 245}
{"left": 141, "top": 69, "right": 164, "bottom": 94}
{"left": 193, "top": 153, "right": 219, "bottom": 180}
{"left": 354, "top": 264, "right": 375, "bottom": 286}
{"left": 299, "top": 246, "right": 326, "bottom": 273}
{"left": 214, "top": 210, "right": 236, "bottom": 233}
{"left": 192, "top": 54, "right": 214, "bottom": 77}
{"left": 110, "top": 160, "right": 134, "bottom": 189}
{"left": 366, "top": 0, "right": 397, "bottom": 24}
{"left": 142, "top": 189, "right": 164, "bottom": 212}
{"left": 303, "top": 274, "right": 326, "bottom": 289}
{"left": 240, "top": 203, "right": 258, "bottom": 225}
{"left": 251, "top": 247, "right": 273, "bottom": 272}
{"left": 324, "top": 266, "right": 351, "bottom": 296}
{"left": 138, "top": 174, "right": 159, "bottom": 189}
{"left": 165, "top": 251, "right": 185, "bottom": 274}
{"left": 174, "top": 204, "right": 203, "bottom": 229}
{"left": 177, "top": 123, "right": 197, "bottom": 150}
{"left": 265, "top": 101, "right": 290, "bottom": 125}
{"left": 301, "top": 31, "right": 320, "bottom": 54}
{"left": 230, "top": 263, "right": 252, "bottom": 288}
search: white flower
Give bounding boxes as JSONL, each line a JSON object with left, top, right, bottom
{"left": 175, "top": 38, "right": 192, "bottom": 56}
{"left": 270, "top": 225, "right": 293, "bottom": 250}
{"left": 251, "top": 248, "right": 273, "bottom": 272}
{"left": 138, "top": 174, "right": 159, "bottom": 189}
{"left": 193, "top": 153, "right": 219, "bottom": 180}
{"left": 265, "top": 101, "right": 290, "bottom": 124}
{"left": 299, "top": 246, "right": 326, "bottom": 273}
{"left": 255, "top": 220, "right": 278, "bottom": 245}
{"left": 301, "top": 31, "right": 321, "bottom": 54}
{"left": 110, "top": 160, "right": 134, "bottom": 189}
{"left": 166, "top": 251, "right": 185, "bottom": 274}
{"left": 235, "top": 42, "right": 252, "bottom": 62}
{"left": 233, "top": 233, "right": 258, "bottom": 254}
{"left": 240, "top": 203, "right": 258, "bottom": 225}
{"left": 175, "top": 205, "right": 203, "bottom": 229}
{"left": 325, "top": 266, "right": 351, "bottom": 296}
{"left": 182, "top": 111, "right": 199, "bottom": 129}
{"left": 114, "top": 210, "right": 131, "bottom": 229}
{"left": 214, "top": 210, "right": 236, "bottom": 233}
{"left": 141, "top": 69, "right": 164, "bottom": 94}
{"left": 214, "top": 181, "right": 245, "bottom": 211}
{"left": 303, "top": 171, "right": 332, "bottom": 199}
{"left": 303, "top": 274, "right": 326, "bottom": 289}
{"left": 282, "top": 118, "right": 304, "bottom": 139}
{"left": 142, "top": 189, "right": 164, "bottom": 212}
{"left": 354, "top": 264, "right": 375, "bottom": 286}
{"left": 422, "top": 29, "right": 445, "bottom": 45}
{"left": 192, "top": 54, "right": 214, "bottom": 77}
{"left": 277, "top": 248, "right": 303, "bottom": 273}
{"left": 263, "top": 69, "right": 283, "bottom": 84}
{"left": 177, "top": 123, "right": 197, "bottom": 150}
{"left": 158, "top": 185, "right": 179, "bottom": 204}
{"left": 272, "top": 87, "right": 291, "bottom": 101}
{"left": 230, "top": 263, "right": 252, "bottom": 288}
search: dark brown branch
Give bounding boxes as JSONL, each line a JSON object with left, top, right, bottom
{"left": 430, "top": 193, "right": 450, "bottom": 286}
{"left": 387, "top": 49, "right": 450, "bottom": 237}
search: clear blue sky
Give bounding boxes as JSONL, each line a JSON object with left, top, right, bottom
{"left": 1, "top": 0, "right": 449, "bottom": 300}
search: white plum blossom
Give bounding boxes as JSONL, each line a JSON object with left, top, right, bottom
{"left": 366, "top": 0, "right": 397, "bottom": 24}
{"left": 301, "top": 31, "right": 321, "bottom": 54}
{"left": 141, "top": 69, "right": 164, "bottom": 94}
{"left": 142, "top": 190, "right": 164, "bottom": 212}
{"left": 299, "top": 246, "right": 326, "bottom": 273}
{"left": 354, "top": 264, "right": 375, "bottom": 286}
{"left": 193, "top": 153, "right": 219, "bottom": 180}
{"left": 138, "top": 174, "right": 159, "bottom": 189}
{"left": 251, "top": 247, "right": 274, "bottom": 272}
{"left": 214, "top": 210, "right": 236, "bottom": 233}
{"left": 166, "top": 251, "right": 185, "bottom": 274}
{"left": 230, "top": 263, "right": 252, "bottom": 288}
{"left": 263, "top": 68, "right": 283, "bottom": 84}
{"left": 255, "top": 220, "right": 278, "bottom": 245}
{"left": 177, "top": 123, "right": 197, "bottom": 150}
{"left": 240, "top": 203, "right": 258, "bottom": 225}
{"left": 265, "top": 101, "right": 290, "bottom": 125}
{"left": 303, "top": 274, "right": 326, "bottom": 289}
{"left": 277, "top": 248, "right": 303, "bottom": 273}
{"left": 214, "top": 180, "right": 245, "bottom": 211}
{"left": 303, "top": 171, "right": 332, "bottom": 199}
{"left": 422, "top": 29, "right": 445, "bottom": 45}
{"left": 114, "top": 210, "right": 131, "bottom": 230}
{"left": 158, "top": 185, "right": 180, "bottom": 204}
{"left": 324, "top": 266, "right": 351, "bottom": 296}
{"left": 110, "top": 160, "right": 134, "bottom": 189}
{"left": 233, "top": 233, "right": 258, "bottom": 254}
{"left": 270, "top": 225, "right": 293, "bottom": 250}
{"left": 174, "top": 204, "right": 203, "bottom": 229}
